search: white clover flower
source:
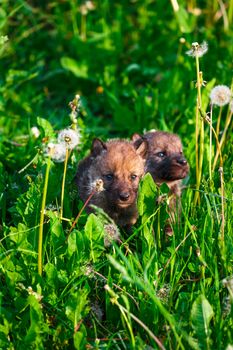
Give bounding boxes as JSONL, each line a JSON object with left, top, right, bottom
{"left": 58, "top": 128, "right": 80, "bottom": 150}
{"left": 210, "top": 85, "right": 231, "bottom": 106}
{"left": 44, "top": 142, "right": 66, "bottom": 162}
{"left": 186, "top": 41, "right": 208, "bottom": 58}
{"left": 31, "top": 126, "right": 40, "bottom": 138}
{"left": 104, "top": 223, "right": 120, "bottom": 247}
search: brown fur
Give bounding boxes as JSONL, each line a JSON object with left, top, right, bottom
{"left": 76, "top": 138, "right": 148, "bottom": 228}
{"left": 133, "top": 131, "right": 189, "bottom": 234}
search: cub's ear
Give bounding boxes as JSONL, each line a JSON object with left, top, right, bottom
{"left": 91, "top": 138, "right": 107, "bottom": 156}
{"left": 132, "top": 134, "right": 148, "bottom": 159}
{"left": 131, "top": 133, "right": 142, "bottom": 143}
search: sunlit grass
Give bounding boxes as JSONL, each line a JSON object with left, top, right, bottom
{"left": 0, "top": 1, "right": 232, "bottom": 349}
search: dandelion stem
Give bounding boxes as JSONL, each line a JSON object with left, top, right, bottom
{"left": 68, "top": 190, "right": 96, "bottom": 236}
{"left": 199, "top": 108, "right": 225, "bottom": 246}
{"left": 60, "top": 148, "right": 69, "bottom": 221}
{"left": 216, "top": 106, "right": 223, "bottom": 139}
{"left": 194, "top": 58, "right": 203, "bottom": 206}
{"left": 38, "top": 157, "right": 51, "bottom": 276}
{"left": 209, "top": 104, "right": 213, "bottom": 180}
{"left": 81, "top": 14, "right": 86, "bottom": 41}
{"left": 212, "top": 111, "right": 232, "bottom": 171}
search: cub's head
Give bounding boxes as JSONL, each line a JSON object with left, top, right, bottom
{"left": 89, "top": 138, "right": 148, "bottom": 208}
{"left": 133, "top": 131, "right": 189, "bottom": 183}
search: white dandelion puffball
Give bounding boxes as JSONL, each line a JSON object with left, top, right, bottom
{"left": 45, "top": 143, "right": 67, "bottom": 162}
{"left": 210, "top": 85, "right": 231, "bottom": 107}
{"left": 58, "top": 128, "right": 80, "bottom": 150}
{"left": 186, "top": 41, "right": 208, "bottom": 58}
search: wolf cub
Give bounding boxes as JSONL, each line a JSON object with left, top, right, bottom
{"left": 76, "top": 138, "right": 148, "bottom": 228}
{"left": 133, "top": 131, "right": 189, "bottom": 233}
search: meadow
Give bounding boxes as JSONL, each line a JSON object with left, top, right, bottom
{"left": 0, "top": 1, "right": 233, "bottom": 349}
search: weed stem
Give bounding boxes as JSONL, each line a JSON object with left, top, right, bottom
{"left": 60, "top": 148, "right": 69, "bottom": 221}
{"left": 68, "top": 190, "right": 95, "bottom": 236}
{"left": 105, "top": 285, "right": 166, "bottom": 350}
{"left": 38, "top": 157, "right": 51, "bottom": 276}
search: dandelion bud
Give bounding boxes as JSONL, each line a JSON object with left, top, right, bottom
{"left": 104, "top": 223, "right": 120, "bottom": 247}
{"left": 210, "top": 85, "right": 231, "bottom": 107}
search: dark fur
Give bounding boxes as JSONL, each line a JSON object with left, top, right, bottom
{"left": 76, "top": 138, "right": 148, "bottom": 228}
{"left": 133, "top": 131, "right": 189, "bottom": 194}
{"left": 133, "top": 131, "right": 189, "bottom": 234}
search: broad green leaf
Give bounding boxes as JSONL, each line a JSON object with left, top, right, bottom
{"left": 37, "top": 116, "right": 55, "bottom": 139}
{"left": 44, "top": 262, "right": 58, "bottom": 289}
{"left": 137, "top": 173, "right": 157, "bottom": 218}
{"left": 61, "top": 57, "right": 92, "bottom": 80}
{"left": 84, "top": 214, "right": 104, "bottom": 262}
{"left": 175, "top": 6, "right": 193, "bottom": 33}
{"left": 74, "top": 324, "right": 87, "bottom": 350}
{"left": 15, "top": 178, "right": 42, "bottom": 227}
{"left": 24, "top": 294, "right": 48, "bottom": 348}
{"left": 191, "top": 294, "right": 214, "bottom": 350}
{"left": 65, "top": 289, "right": 89, "bottom": 324}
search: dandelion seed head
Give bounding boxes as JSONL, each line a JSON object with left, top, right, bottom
{"left": 90, "top": 179, "right": 104, "bottom": 193}
{"left": 44, "top": 142, "right": 66, "bottom": 162}
{"left": 222, "top": 295, "right": 232, "bottom": 318}
{"left": 222, "top": 275, "right": 233, "bottom": 294}
{"left": 186, "top": 41, "right": 208, "bottom": 58}
{"left": 58, "top": 128, "right": 80, "bottom": 150}
{"left": 210, "top": 85, "right": 231, "bottom": 106}
{"left": 82, "top": 264, "right": 95, "bottom": 278}
{"left": 157, "top": 284, "right": 171, "bottom": 303}
{"left": 104, "top": 223, "right": 120, "bottom": 247}
{"left": 91, "top": 301, "right": 104, "bottom": 321}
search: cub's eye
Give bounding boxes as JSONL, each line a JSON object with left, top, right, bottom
{"left": 103, "top": 174, "right": 113, "bottom": 181}
{"left": 157, "top": 152, "right": 165, "bottom": 158}
{"left": 130, "top": 174, "right": 137, "bottom": 181}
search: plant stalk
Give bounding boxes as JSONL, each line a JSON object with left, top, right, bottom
{"left": 38, "top": 157, "right": 51, "bottom": 276}
{"left": 60, "top": 148, "right": 69, "bottom": 221}
{"left": 194, "top": 58, "right": 203, "bottom": 206}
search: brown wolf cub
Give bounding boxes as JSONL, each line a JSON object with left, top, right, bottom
{"left": 76, "top": 138, "right": 148, "bottom": 228}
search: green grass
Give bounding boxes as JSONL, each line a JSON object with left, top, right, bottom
{"left": 0, "top": 1, "right": 233, "bottom": 349}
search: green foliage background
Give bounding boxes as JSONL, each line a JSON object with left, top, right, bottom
{"left": 0, "top": 1, "right": 232, "bottom": 349}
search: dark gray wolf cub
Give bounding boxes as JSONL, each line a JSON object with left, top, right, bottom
{"left": 133, "top": 131, "right": 189, "bottom": 233}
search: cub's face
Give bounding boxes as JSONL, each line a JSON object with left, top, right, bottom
{"left": 89, "top": 139, "right": 147, "bottom": 208}
{"left": 144, "top": 132, "right": 189, "bottom": 183}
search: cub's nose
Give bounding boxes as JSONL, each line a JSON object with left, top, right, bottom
{"left": 176, "top": 157, "right": 187, "bottom": 166}
{"left": 119, "top": 192, "right": 130, "bottom": 201}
